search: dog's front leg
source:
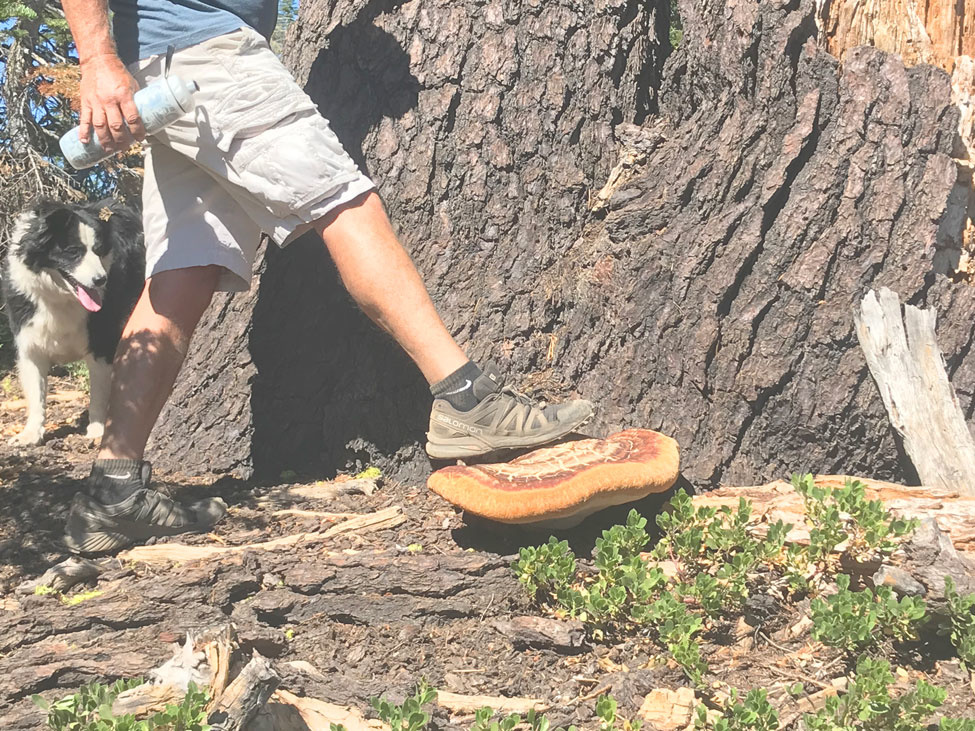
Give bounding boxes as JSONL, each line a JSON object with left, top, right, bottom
{"left": 85, "top": 355, "right": 112, "bottom": 440}
{"left": 11, "top": 352, "right": 48, "bottom": 445}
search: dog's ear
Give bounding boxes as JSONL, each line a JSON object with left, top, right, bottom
{"left": 34, "top": 201, "right": 76, "bottom": 245}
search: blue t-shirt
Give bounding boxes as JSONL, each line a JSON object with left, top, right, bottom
{"left": 110, "top": 0, "right": 277, "bottom": 64}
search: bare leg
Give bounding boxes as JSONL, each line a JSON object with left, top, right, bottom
{"left": 316, "top": 192, "right": 469, "bottom": 385}
{"left": 11, "top": 351, "right": 48, "bottom": 445}
{"left": 85, "top": 355, "right": 112, "bottom": 440}
{"left": 98, "top": 265, "right": 221, "bottom": 461}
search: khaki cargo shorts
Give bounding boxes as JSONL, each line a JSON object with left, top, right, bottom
{"left": 129, "top": 27, "right": 375, "bottom": 292}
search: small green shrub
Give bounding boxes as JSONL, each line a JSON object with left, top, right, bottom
{"left": 470, "top": 707, "right": 522, "bottom": 731}
{"left": 65, "top": 361, "right": 90, "bottom": 392}
{"left": 940, "top": 719, "right": 975, "bottom": 731}
{"left": 810, "top": 574, "right": 927, "bottom": 654}
{"left": 695, "top": 688, "right": 778, "bottom": 731}
{"left": 513, "top": 537, "right": 577, "bottom": 603}
{"left": 942, "top": 577, "right": 975, "bottom": 667}
{"left": 792, "top": 474, "right": 917, "bottom": 567}
{"left": 371, "top": 681, "right": 437, "bottom": 731}
{"left": 803, "top": 658, "right": 946, "bottom": 731}
{"left": 595, "top": 693, "right": 641, "bottom": 731}
{"left": 648, "top": 591, "right": 708, "bottom": 685}
{"left": 33, "top": 679, "right": 210, "bottom": 730}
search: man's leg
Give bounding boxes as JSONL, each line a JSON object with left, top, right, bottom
{"left": 315, "top": 191, "right": 594, "bottom": 460}
{"left": 64, "top": 264, "right": 228, "bottom": 556}
{"left": 315, "top": 192, "right": 468, "bottom": 385}
{"left": 98, "top": 265, "right": 222, "bottom": 460}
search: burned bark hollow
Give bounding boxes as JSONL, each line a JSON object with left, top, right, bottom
{"left": 151, "top": 0, "right": 975, "bottom": 487}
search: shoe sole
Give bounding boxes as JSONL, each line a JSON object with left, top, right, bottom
{"left": 425, "top": 413, "right": 593, "bottom": 460}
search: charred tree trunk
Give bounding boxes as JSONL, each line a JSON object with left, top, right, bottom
{"left": 152, "top": 0, "right": 975, "bottom": 489}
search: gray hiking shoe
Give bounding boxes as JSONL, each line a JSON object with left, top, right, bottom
{"left": 426, "top": 362, "right": 593, "bottom": 459}
{"left": 64, "top": 460, "right": 227, "bottom": 555}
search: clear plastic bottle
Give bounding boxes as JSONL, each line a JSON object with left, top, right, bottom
{"left": 59, "top": 75, "right": 199, "bottom": 170}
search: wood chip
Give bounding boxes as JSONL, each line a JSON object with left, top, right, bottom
{"left": 436, "top": 690, "right": 548, "bottom": 714}
{"left": 272, "top": 510, "right": 362, "bottom": 520}
{"left": 118, "top": 507, "right": 404, "bottom": 564}
{"left": 283, "top": 661, "right": 326, "bottom": 684}
{"left": 207, "top": 651, "right": 279, "bottom": 730}
{"left": 259, "top": 477, "right": 379, "bottom": 505}
{"left": 637, "top": 687, "right": 697, "bottom": 730}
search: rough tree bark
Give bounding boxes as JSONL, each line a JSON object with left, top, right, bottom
{"left": 152, "top": 0, "right": 975, "bottom": 489}
{"left": 149, "top": 0, "right": 670, "bottom": 480}
{"left": 820, "top": 0, "right": 975, "bottom": 288}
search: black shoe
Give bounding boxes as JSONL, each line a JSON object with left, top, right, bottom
{"left": 64, "top": 459, "right": 227, "bottom": 555}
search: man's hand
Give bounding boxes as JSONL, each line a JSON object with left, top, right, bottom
{"left": 78, "top": 54, "right": 146, "bottom": 151}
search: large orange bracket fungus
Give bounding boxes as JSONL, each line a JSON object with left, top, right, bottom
{"left": 427, "top": 429, "right": 680, "bottom": 527}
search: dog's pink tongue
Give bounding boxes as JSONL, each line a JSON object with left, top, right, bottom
{"left": 75, "top": 285, "right": 102, "bottom": 313}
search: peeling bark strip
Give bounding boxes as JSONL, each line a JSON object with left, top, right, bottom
{"left": 856, "top": 288, "right": 975, "bottom": 495}
{"left": 151, "top": 0, "right": 975, "bottom": 489}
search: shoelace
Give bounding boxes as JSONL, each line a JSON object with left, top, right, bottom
{"left": 500, "top": 385, "right": 540, "bottom": 409}
{"left": 497, "top": 385, "right": 552, "bottom": 429}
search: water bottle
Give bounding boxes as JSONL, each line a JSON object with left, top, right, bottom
{"left": 60, "top": 75, "right": 199, "bottom": 170}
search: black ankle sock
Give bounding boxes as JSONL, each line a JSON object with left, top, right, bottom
{"left": 431, "top": 361, "right": 485, "bottom": 412}
{"left": 88, "top": 458, "right": 149, "bottom": 504}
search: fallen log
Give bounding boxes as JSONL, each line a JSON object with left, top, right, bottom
{"left": 694, "top": 476, "right": 975, "bottom": 559}
{"left": 855, "top": 288, "right": 975, "bottom": 495}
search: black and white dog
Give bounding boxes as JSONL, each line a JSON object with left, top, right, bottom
{"left": 2, "top": 198, "right": 144, "bottom": 445}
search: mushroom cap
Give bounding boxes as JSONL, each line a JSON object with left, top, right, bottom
{"left": 427, "top": 429, "right": 680, "bottom": 525}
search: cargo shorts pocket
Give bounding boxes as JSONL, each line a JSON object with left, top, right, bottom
{"left": 205, "top": 29, "right": 319, "bottom": 152}
{"left": 223, "top": 109, "right": 363, "bottom": 219}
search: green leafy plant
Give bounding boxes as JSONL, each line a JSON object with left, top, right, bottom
{"left": 578, "top": 511, "right": 667, "bottom": 635}
{"left": 513, "top": 537, "right": 577, "bottom": 603}
{"left": 942, "top": 577, "right": 975, "bottom": 667}
{"left": 792, "top": 474, "right": 917, "bottom": 568}
{"left": 653, "top": 492, "right": 789, "bottom": 616}
{"left": 470, "top": 707, "right": 522, "bottom": 731}
{"left": 65, "top": 361, "right": 90, "bottom": 392}
{"left": 647, "top": 591, "right": 709, "bottom": 685}
{"left": 371, "top": 681, "right": 437, "bottom": 731}
{"left": 467, "top": 706, "right": 580, "bottom": 731}
{"left": 810, "top": 574, "right": 926, "bottom": 654}
{"left": 695, "top": 688, "right": 778, "bottom": 730}
{"left": 940, "top": 720, "right": 975, "bottom": 731}
{"left": 33, "top": 679, "right": 210, "bottom": 730}
{"left": 595, "top": 694, "right": 641, "bottom": 731}
{"left": 803, "top": 657, "right": 946, "bottom": 731}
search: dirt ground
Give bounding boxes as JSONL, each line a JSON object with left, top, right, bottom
{"left": 0, "top": 379, "right": 973, "bottom": 729}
